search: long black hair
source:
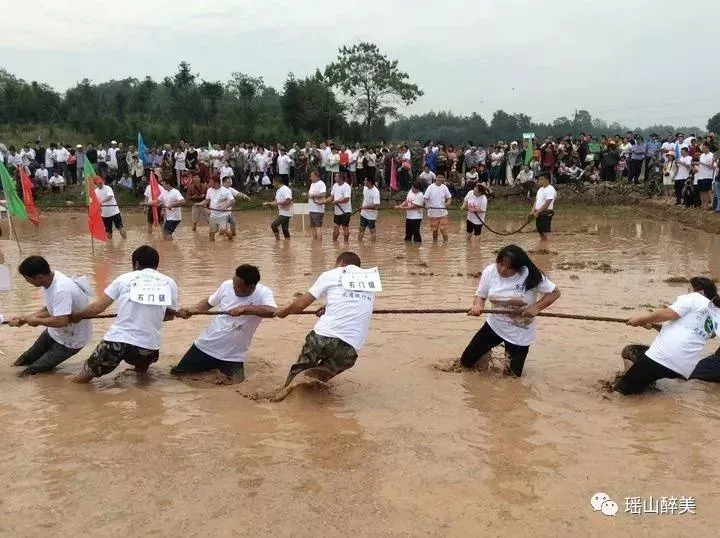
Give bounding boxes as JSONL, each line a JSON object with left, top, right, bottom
{"left": 690, "top": 276, "right": 720, "bottom": 307}
{"left": 496, "top": 244, "right": 544, "bottom": 291}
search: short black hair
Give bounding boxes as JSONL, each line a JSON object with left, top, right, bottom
{"left": 412, "top": 180, "right": 422, "bottom": 190}
{"left": 365, "top": 176, "right": 376, "bottom": 186}
{"left": 18, "top": 256, "right": 51, "bottom": 278}
{"left": 235, "top": 264, "right": 260, "bottom": 286}
{"left": 690, "top": 276, "right": 717, "bottom": 300}
{"left": 132, "top": 245, "right": 159, "bottom": 270}
{"left": 337, "top": 251, "right": 361, "bottom": 267}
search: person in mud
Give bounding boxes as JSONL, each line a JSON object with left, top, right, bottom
{"left": 70, "top": 245, "right": 179, "bottom": 383}
{"left": 460, "top": 245, "right": 561, "bottom": 376}
{"left": 615, "top": 277, "right": 720, "bottom": 395}
{"left": 171, "top": 265, "right": 276, "bottom": 381}
{"left": 274, "top": 251, "right": 376, "bottom": 387}
{"left": 530, "top": 173, "right": 556, "bottom": 241}
{"left": 9, "top": 256, "right": 93, "bottom": 377}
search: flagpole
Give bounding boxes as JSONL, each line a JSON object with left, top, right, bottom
{"left": 7, "top": 212, "right": 22, "bottom": 254}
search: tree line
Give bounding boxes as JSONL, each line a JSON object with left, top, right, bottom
{"left": 0, "top": 41, "right": 710, "bottom": 148}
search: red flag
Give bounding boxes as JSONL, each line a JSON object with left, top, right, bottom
{"left": 149, "top": 171, "right": 161, "bottom": 226}
{"left": 18, "top": 167, "right": 39, "bottom": 226}
{"left": 83, "top": 160, "right": 108, "bottom": 241}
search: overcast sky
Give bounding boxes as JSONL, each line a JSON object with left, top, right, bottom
{"left": 1, "top": 0, "right": 717, "bottom": 128}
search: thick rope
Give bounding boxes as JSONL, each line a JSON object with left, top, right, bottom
{"left": 1, "top": 308, "right": 630, "bottom": 325}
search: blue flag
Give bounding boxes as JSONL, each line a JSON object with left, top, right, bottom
{"left": 138, "top": 132, "right": 148, "bottom": 167}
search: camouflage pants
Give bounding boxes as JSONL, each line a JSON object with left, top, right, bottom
{"left": 621, "top": 344, "right": 649, "bottom": 363}
{"left": 285, "top": 331, "right": 358, "bottom": 386}
{"left": 83, "top": 340, "right": 159, "bottom": 378}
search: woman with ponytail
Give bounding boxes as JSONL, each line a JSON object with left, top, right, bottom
{"left": 617, "top": 277, "right": 720, "bottom": 394}
{"left": 460, "top": 244, "right": 561, "bottom": 376}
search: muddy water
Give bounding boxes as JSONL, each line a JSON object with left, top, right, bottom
{"left": 1, "top": 210, "right": 720, "bottom": 537}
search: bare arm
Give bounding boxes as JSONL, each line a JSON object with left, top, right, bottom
{"left": 274, "top": 292, "right": 316, "bottom": 318}
{"left": 468, "top": 296, "right": 487, "bottom": 316}
{"left": 70, "top": 294, "right": 114, "bottom": 323}
{"left": 522, "top": 287, "right": 561, "bottom": 317}
{"left": 627, "top": 307, "right": 679, "bottom": 327}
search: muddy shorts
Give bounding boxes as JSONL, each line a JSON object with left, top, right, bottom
{"left": 102, "top": 213, "right": 124, "bottom": 235}
{"left": 359, "top": 216, "right": 376, "bottom": 229}
{"left": 466, "top": 220, "right": 483, "bottom": 236}
{"left": 285, "top": 331, "right": 358, "bottom": 386}
{"left": 83, "top": 340, "right": 160, "bottom": 378}
{"left": 429, "top": 216, "right": 448, "bottom": 231}
{"left": 146, "top": 207, "right": 164, "bottom": 224}
{"left": 615, "top": 344, "right": 681, "bottom": 395}
{"left": 333, "top": 212, "right": 351, "bottom": 227}
{"left": 210, "top": 215, "right": 230, "bottom": 233}
{"left": 536, "top": 211, "right": 554, "bottom": 234}
{"left": 309, "top": 212, "right": 324, "bottom": 228}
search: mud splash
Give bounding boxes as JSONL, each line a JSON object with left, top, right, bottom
{"left": 1, "top": 210, "right": 720, "bottom": 536}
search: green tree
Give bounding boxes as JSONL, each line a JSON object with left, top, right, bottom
{"left": 324, "top": 42, "right": 422, "bottom": 139}
{"left": 707, "top": 112, "right": 720, "bottom": 134}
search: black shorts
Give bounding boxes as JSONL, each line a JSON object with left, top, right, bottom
{"left": 309, "top": 212, "right": 324, "bottom": 228}
{"left": 102, "top": 213, "right": 123, "bottom": 234}
{"left": 146, "top": 207, "right": 164, "bottom": 224}
{"left": 466, "top": 220, "right": 483, "bottom": 236}
{"left": 697, "top": 178, "right": 713, "bottom": 192}
{"left": 333, "top": 213, "right": 351, "bottom": 227}
{"left": 171, "top": 344, "right": 245, "bottom": 381}
{"left": 615, "top": 347, "right": 682, "bottom": 395}
{"left": 359, "top": 216, "right": 376, "bottom": 229}
{"left": 163, "top": 220, "right": 181, "bottom": 235}
{"left": 536, "top": 211, "right": 554, "bottom": 234}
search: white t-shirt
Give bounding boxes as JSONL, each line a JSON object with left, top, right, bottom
{"left": 361, "top": 186, "right": 381, "bottom": 220}
{"left": 103, "top": 269, "right": 179, "bottom": 350}
{"left": 405, "top": 191, "right": 425, "bottom": 220}
{"left": 424, "top": 183, "right": 452, "bottom": 217}
{"left": 44, "top": 148, "right": 55, "bottom": 168}
{"left": 174, "top": 151, "right": 186, "bottom": 170}
{"left": 464, "top": 191, "right": 488, "bottom": 225}
{"left": 308, "top": 180, "right": 326, "bottom": 213}
{"left": 275, "top": 184, "right": 293, "bottom": 217}
{"left": 106, "top": 147, "right": 118, "bottom": 168}
{"left": 95, "top": 185, "right": 120, "bottom": 218}
{"left": 49, "top": 174, "right": 65, "bottom": 186}
{"left": 277, "top": 154, "right": 293, "bottom": 175}
{"left": 54, "top": 147, "right": 69, "bottom": 163}
{"left": 35, "top": 168, "right": 49, "bottom": 183}
{"left": 675, "top": 155, "right": 692, "bottom": 180}
{"left": 646, "top": 293, "right": 720, "bottom": 378}
{"left": 534, "top": 185, "right": 557, "bottom": 212}
{"left": 419, "top": 171, "right": 436, "bottom": 185}
{"left": 194, "top": 281, "right": 277, "bottom": 363}
{"left": 254, "top": 153, "right": 268, "bottom": 172}
{"left": 348, "top": 151, "right": 358, "bottom": 172}
{"left": 206, "top": 186, "right": 234, "bottom": 219}
{"left": 309, "top": 266, "right": 375, "bottom": 351}
{"left": 330, "top": 182, "right": 352, "bottom": 215}
{"left": 97, "top": 149, "right": 106, "bottom": 163}
{"left": 160, "top": 188, "right": 184, "bottom": 221}
{"left": 475, "top": 263, "right": 556, "bottom": 346}
{"left": 42, "top": 271, "right": 92, "bottom": 349}
{"left": 696, "top": 152, "right": 715, "bottom": 180}
{"left": 219, "top": 166, "right": 234, "bottom": 180}
{"left": 144, "top": 184, "right": 166, "bottom": 203}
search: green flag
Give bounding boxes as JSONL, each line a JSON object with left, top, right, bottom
{"left": 0, "top": 161, "right": 28, "bottom": 219}
{"left": 524, "top": 139, "right": 534, "bottom": 165}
